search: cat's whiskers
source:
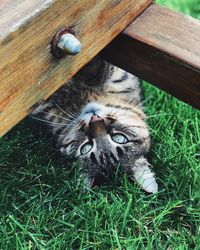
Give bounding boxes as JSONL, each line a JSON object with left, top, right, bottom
{"left": 66, "top": 111, "right": 77, "bottom": 119}
{"left": 31, "top": 116, "right": 68, "bottom": 126}
{"left": 38, "top": 111, "right": 73, "bottom": 122}
{"left": 54, "top": 102, "right": 77, "bottom": 119}
{"left": 66, "top": 109, "right": 77, "bottom": 118}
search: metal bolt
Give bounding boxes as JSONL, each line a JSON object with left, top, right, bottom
{"left": 57, "top": 33, "right": 82, "bottom": 55}
{"left": 51, "top": 28, "right": 82, "bottom": 58}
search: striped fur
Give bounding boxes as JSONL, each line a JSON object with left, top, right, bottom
{"left": 32, "top": 57, "right": 158, "bottom": 193}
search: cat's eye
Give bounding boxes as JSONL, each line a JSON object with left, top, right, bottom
{"left": 111, "top": 133, "right": 128, "bottom": 144}
{"left": 80, "top": 142, "right": 93, "bottom": 155}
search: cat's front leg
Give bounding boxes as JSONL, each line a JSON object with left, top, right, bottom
{"left": 129, "top": 157, "right": 158, "bottom": 193}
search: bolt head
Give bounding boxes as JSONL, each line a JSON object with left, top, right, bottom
{"left": 51, "top": 27, "right": 82, "bottom": 58}
{"left": 57, "top": 33, "right": 82, "bottom": 55}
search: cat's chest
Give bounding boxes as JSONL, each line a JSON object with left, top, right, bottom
{"left": 102, "top": 67, "right": 141, "bottom": 103}
{"left": 58, "top": 66, "right": 142, "bottom": 112}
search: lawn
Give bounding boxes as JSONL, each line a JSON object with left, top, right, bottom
{"left": 0, "top": 0, "right": 200, "bottom": 249}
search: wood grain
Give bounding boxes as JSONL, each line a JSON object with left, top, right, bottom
{"left": 0, "top": 0, "right": 152, "bottom": 136}
{"left": 102, "top": 4, "right": 200, "bottom": 109}
{"left": 0, "top": 0, "right": 53, "bottom": 38}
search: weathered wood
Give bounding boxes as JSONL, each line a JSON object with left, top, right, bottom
{"left": 0, "top": 0, "right": 152, "bottom": 136}
{"left": 102, "top": 4, "right": 200, "bottom": 109}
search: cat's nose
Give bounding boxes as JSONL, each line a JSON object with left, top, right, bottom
{"left": 90, "top": 114, "right": 103, "bottom": 124}
{"left": 89, "top": 115, "right": 106, "bottom": 137}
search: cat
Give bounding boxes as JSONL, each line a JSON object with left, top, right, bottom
{"left": 32, "top": 57, "right": 158, "bottom": 193}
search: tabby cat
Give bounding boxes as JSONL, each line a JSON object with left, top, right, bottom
{"left": 32, "top": 57, "right": 158, "bottom": 193}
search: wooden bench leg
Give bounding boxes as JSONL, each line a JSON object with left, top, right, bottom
{"left": 102, "top": 4, "right": 200, "bottom": 110}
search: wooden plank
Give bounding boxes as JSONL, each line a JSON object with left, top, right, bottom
{"left": 0, "top": 0, "right": 53, "bottom": 38}
{"left": 102, "top": 4, "right": 200, "bottom": 109}
{"left": 0, "top": 0, "right": 152, "bottom": 136}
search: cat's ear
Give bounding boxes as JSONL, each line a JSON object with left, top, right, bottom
{"left": 130, "top": 157, "right": 158, "bottom": 193}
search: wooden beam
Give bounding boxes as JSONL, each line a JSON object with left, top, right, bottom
{"left": 102, "top": 4, "right": 200, "bottom": 109}
{"left": 0, "top": 0, "right": 152, "bottom": 136}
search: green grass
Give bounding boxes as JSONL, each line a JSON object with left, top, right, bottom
{"left": 0, "top": 0, "right": 200, "bottom": 249}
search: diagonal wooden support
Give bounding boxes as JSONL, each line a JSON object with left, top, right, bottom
{"left": 102, "top": 4, "right": 200, "bottom": 110}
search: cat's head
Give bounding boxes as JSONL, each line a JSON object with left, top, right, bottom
{"left": 59, "top": 101, "right": 151, "bottom": 180}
